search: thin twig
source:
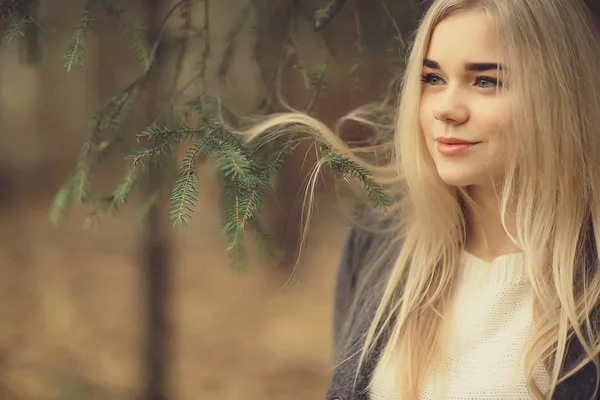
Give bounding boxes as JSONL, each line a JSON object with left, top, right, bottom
{"left": 288, "top": 34, "right": 310, "bottom": 90}
{"left": 378, "top": 0, "right": 404, "bottom": 47}
{"left": 200, "top": 0, "right": 211, "bottom": 93}
{"left": 147, "top": 0, "right": 188, "bottom": 72}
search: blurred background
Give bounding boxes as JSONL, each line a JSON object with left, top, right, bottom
{"left": 1, "top": 0, "right": 597, "bottom": 399}
{"left": 0, "top": 1, "right": 421, "bottom": 398}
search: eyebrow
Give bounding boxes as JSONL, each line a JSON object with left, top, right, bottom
{"left": 423, "top": 58, "right": 504, "bottom": 71}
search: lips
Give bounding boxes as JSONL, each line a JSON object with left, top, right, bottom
{"left": 435, "top": 137, "right": 480, "bottom": 145}
{"left": 435, "top": 137, "right": 481, "bottom": 156}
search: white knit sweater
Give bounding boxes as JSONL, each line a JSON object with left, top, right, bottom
{"left": 369, "top": 252, "right": 551, "bottom": 399}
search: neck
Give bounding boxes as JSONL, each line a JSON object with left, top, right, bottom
{"left": 463, "top": 184, "right": 521, "bottom": 262}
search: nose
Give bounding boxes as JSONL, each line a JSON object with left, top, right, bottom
{"left": 433, "top": 93, "right": 469, "bottom": 125}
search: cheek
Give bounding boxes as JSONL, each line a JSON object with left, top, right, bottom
{"left": 418, "top": 97, "right": 432, "bottom": 134}
{"left": 477, "top": 105, "right": 511, "bottom": 166}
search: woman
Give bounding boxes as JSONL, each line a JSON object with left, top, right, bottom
{"left": 325, "top": 0, "right": 600, "bottom": 398}
{"left": 247, "top": 0, "right": 600, "bottom": 398}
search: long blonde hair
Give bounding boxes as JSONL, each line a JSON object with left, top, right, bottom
{"left": 243, "top": 0, "right": 600, "bottom": 398}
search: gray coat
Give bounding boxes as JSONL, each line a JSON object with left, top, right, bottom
{"left": 325, "top": 224, "right": 600, "bottom": 400}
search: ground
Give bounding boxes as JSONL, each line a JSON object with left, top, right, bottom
{"left": 0, "top": 176, "right": 349, "bottom": 400}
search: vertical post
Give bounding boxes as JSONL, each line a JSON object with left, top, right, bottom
{"left": 142, "top": 1, "right": 171, "bottom": 399}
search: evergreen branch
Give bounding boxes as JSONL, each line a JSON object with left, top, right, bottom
{"left": 287, "top": 36, "right": 310, "bottom": 90}
{"left": 101, "top": 0, "right": 151, "bottom": 70}
{"left": 67, "top": 76, "right": 144, "bottom": 206}
{"left": 321, "top": 153, "right": 391, "bottom": 208}
{"left": 262, "top": 138, "right": 299, "bottom": 177}
{"left": 136, "top": 124, "right": 202, "bottom": 150}
{"left": 2, "top": 12, "right": 24, "bottom": 44}
{"left": 70, "top": 137, "right": 97, "bottom": 204}
{"left": 0, "top": 0, "right": 18, "bottom": 29}
{"left": 93, "top": 75, "right": 143, "bottom": 133}
{"left": 201, "top": 135, "right": 252, "bottom": 180}
{"left": 188, "top": 108, "right": 246, "bottom": 151}
{"left": 185, "top": 94, "right": 240, "bottom": 128}
{"left": 221, "top": 176, "right": 265, "bottom": 270}
{"left": 18, "top": 16, "right": 41, "bottom": 65}
{"left": 108, "top": 128, "right": 184, "bottom": 214}
{"left": 170, "top": 140, "right": 202, "bottom": 226}
{"left": 313, "top": 0, "right": 347, "bottom": 30}
{"left": 49, "top": 182, "right": 72, "bottom": 225}
{"left": 107, "top": 159, "right": 141, "bottom": 213}
{"left": 222, "top": 181, "right": 246, "bottom": 269}
{"left": 306, "top": 59, "right": 330, "bottom": 112}
{"left": 218, "top": 3, "right": 251, "bottom": 84}
{"left": 63, "top": 0, "right": 96, "bottom": 72}
{"left": 247, "top": 219, "right": 283, "bottom": 261}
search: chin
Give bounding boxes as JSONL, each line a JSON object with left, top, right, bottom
{"left": 435, "top": 169, "right": 478, "bottom": 188}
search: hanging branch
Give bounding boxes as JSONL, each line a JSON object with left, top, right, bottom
{"left": 0, "top": 0, "right": 19, "bottom": 28}
{"left": 100, "top": 0, "right": 152, "bottom": 70}
{"left": 42, "top": 0, "right": 407, "bottom": 270}
{"left": 198, "top": 0, "right": 210, "bottom": 92}
{"left": 313, "top": 0, "right": 347, "bottom": 30}
{"left": 378, "top": 0, "right": 404, "bottom": 46}
{"left": 217, "top": 3, "right": 252, "bottom": 84}
{"left": 170, "top": 0, "right": 192, "bottom": 97}
{"left": 63, "top": 0, "right": 96, "bottom": 72}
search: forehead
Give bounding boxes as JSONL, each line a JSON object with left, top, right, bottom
{"left": 426, "top": 9, "right": 500, "bottom": 64}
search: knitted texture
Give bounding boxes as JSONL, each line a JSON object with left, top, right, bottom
{"left": 369, "top": 252, "right": 551, "bottom": 399}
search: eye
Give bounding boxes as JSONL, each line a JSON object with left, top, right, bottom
{"left": 420, "top": 73, "right": 446, "bottom": 86}
{"left": 474, "top": 76, "right": 499, "bottom": 88}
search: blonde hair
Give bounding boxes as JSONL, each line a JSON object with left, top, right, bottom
{"left": 242, "top": 0, "right": 600, "bottom": 398}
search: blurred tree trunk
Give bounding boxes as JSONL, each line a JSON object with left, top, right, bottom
{"left": 141, "top": 1, "right": 173, "bottom": 399}
{"left": 251, "top": 0, "right": 421, "bottom": 272}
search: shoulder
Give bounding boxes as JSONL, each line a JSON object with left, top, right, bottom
{"left": 332, "top": 209, "right": 395, "bottom": 355}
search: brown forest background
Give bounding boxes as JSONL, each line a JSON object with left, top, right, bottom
{"left": 0, "top": 0, "right": 598, "bottom": 399}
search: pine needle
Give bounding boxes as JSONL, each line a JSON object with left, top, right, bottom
{"left": 101, "top": 0, "right": 152, "bottom": 70}
{"left": 49, "top": 183, "right": 73, "bottom": 225}
{"left": 2, "top": 13, "right": 25, "bottom": 44}
{"left": 63, "top": 0, "right": 96, "bottom": 72}
{"left": 170, "top": 140, "right": 202, "bottom": 226}
{"left": 321, "top": 152, "right": 391, "bottom": 209}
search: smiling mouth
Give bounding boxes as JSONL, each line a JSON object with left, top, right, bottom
{"left": 436, "top": 140, "right": 480, "bottom": 155}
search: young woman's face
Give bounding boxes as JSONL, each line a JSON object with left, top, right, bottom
{"left": 419, "top": 10, "right": 510, "bottom": 188}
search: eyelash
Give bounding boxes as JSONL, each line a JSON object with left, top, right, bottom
{"left": 420, "top": 73, "right": 501, "bottom": 88}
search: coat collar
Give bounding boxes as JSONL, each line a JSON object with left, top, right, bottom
{"left": 326, "top": 278, "right": 600, "bottom": 400}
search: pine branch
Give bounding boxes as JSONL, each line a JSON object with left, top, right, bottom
{"left": 306, "top": 59, "right": 330, "bottom": 112}
{"left": 169, "top": 139, "right": 202, "bottom": 226}
{"left": 186, "top": 94, "right": 240, "bottom": 128}
{"left": 107, "top": 159, "right": 142, "bottom": 213}
{"left": 2, "top": 12, "right": 25, "bottom": 44}
{"left": 70, "top": 136, "right": 97, "bottom": 205}
{"left": 247, "top": 218, "right": 283, "bottom": 262}
{"left": 94, "top": 75, "right": 144, "bottom": 133}
{"left": 49, "top": 183, "right": 72, "bottom": 225}
{"left": 218, "top": 3, "right": 251, "bottom": 84}
{"left": 136, "top": 124, "right": 200, "bottom": 152}
{"left": 221, "top": 176, "right": 265, "bottom": 270}
{"left": 266, "top": 141, "right": 298, "bottom": 177}
{"left": 0, "top": 0, "right": 19, "bottom": 29}
{"left": 200, "top": 135, "right": 252, "bottom": 180}
{"left": 63, "top": 0, "right": 96, "bottom": 72}
{"left": 313, "top": 0, "right": 347, "bottom": 30}
{"left": 321, "top": 152, "right": 391, "bottom": 208}
{"left": 101, "top": 0, "right": 152, "bottom": 70}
